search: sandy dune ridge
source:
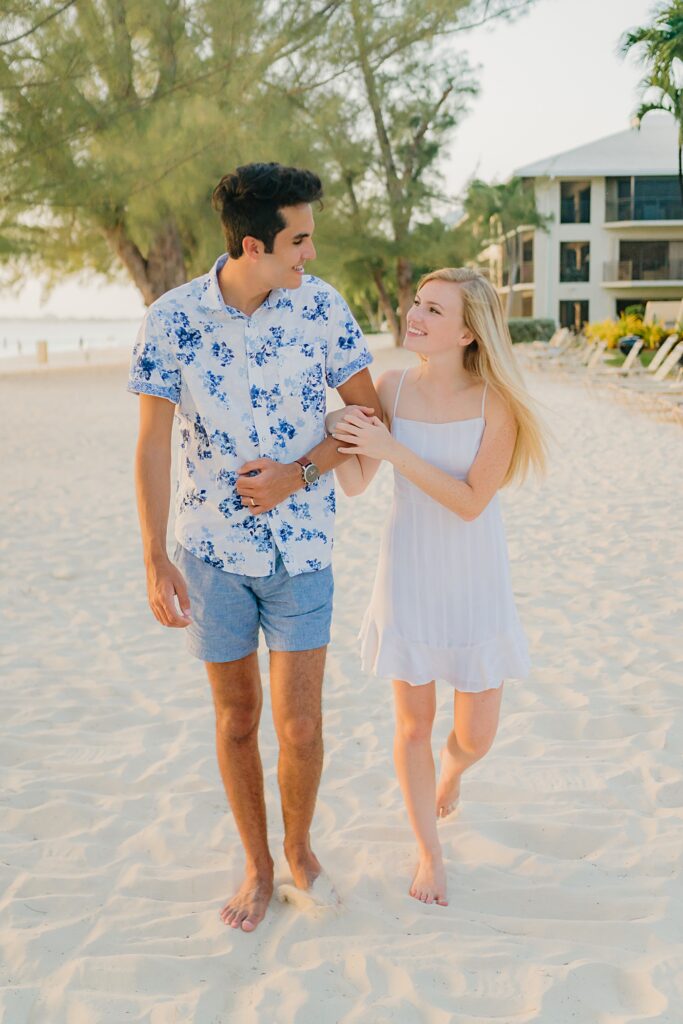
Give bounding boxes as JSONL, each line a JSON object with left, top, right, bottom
{"left": 1, "top": 353, "right": 682, "bottom": 1023}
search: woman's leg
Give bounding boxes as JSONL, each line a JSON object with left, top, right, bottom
{"left": 392, "top": 679, "right": 448, "bottom": 906}
{"left": 436, "top": 684, "right": 504, "bottom": 818}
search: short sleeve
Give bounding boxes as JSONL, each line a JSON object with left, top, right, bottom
{"left": 127, "top": 308, "right": 181, "bottom": 404}
{"left": 324, "top": 289, "right": 373, "bottom": 389}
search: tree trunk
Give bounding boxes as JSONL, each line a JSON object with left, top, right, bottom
{"left": 102, "top": 217, "right": 187, "bottom": 305}
{"left": 504, "top": 237, "right": 517, "bottom": 318}
{"left": 678, "top": 132, "right": 683, "bottom": 206}
{"left": 396, "top": 254, "right": 414, "bottom": 346}
{"left": 360, "top": 297, "right": 382, "bottom": 333}
{"left": 372, "top": 267, "right": 400, "bottom": 344}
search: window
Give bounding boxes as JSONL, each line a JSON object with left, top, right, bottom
{"left": 520, "top": 233, "right": 534, "bottom": 283}
{"left": 616, "top": 240, "right": 683, "bottom": 281}
{"left": 560, "top": 241, "right": 590, "bottom": 283}
{"left": 605, "top": 176, "right": 683, "bottom": 221}
{"left": 561, "top": 181, "right": 591, "bottom": 223}
{"left": 615, "top": 298, "right": 647, "bottom": 317}
{"left": 559, "top": 300, "right": 589, "bottom": 330}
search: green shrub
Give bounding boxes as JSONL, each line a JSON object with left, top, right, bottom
{"left": 507, "top": 318, "right": 556, "bottom": 343}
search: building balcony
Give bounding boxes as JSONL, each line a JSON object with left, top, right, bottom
{"left": 501, "top": 261, "right": 534, "bottom": 287}
{"left": 605, "top": 197, "right": 683, "bottom": 224}
{"left": 603, "top": 259, "right": 683, "bottom": 285}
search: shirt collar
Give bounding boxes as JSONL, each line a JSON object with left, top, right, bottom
{"left": 200, "top": 253, "right": 289, "bottom": 317}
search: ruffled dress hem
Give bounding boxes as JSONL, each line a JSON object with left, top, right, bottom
{"left": 359, "top": 614, "right": 530, "bottom": 692}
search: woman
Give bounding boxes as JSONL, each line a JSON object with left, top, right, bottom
{"left": 326, "top": 268, "right": 546, "bottom": 907}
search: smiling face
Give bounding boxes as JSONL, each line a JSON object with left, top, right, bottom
{"left": 260, "top": 203, "right": 317, "bottom": 289}
{"left": 404, "top": 279, "right": 475, "bottom": 355}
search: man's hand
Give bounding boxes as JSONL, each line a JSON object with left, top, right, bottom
{"left": 236, "top": 458, "right": 302, "bottom": 514}
{"left": 145, "top": 556, "right": 192, "bottom": 628}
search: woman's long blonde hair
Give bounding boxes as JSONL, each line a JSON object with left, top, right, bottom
{"left": 416, "top": 266, "right": 547, "bottom": 485}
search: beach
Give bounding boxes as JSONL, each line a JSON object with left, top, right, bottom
{"left": 1, "top": 350, "right": 682, "bottom": 1023}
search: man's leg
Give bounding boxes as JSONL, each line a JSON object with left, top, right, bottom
{"left": 269, "top": 647, "right": 326, "bottom": 889}
{"left": 207, "top": 653, "right": 274, "bottom": 932}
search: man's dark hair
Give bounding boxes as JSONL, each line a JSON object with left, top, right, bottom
{"left": 212, "top": 162, "right": 323, "bottom": 259}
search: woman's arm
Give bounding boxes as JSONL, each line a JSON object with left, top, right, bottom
{"left": 333, "top": 388, "right": 517, "bottom": 520}
{"left": 325, "top": 371, "right": 400, "bottom": 496}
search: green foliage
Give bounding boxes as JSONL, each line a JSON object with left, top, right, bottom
{"left": 507, "top": 318, "right": 555, "bottom": 343}
{"left": 462, "top": 175, "right": 552, "bottom": 315}
{"left": 463, "top": 176, "right": 551, "bottom": 245}
{"left": 585, "top": 313, "right": 675, "bottom": 350}
{"left": 0, "top": 0, "right": 535, "bottom": 316}
{"left": 621, "top": 2, "right": 683, "bottom": 200}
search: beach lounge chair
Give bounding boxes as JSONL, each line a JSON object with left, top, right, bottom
{"left": 612, "top": 339, "right": 683, "bottom": 397}
{"left": 593, "top": 339, "right": 644, "bottom": 377}
{"left": 585, "top": 340, "right": 607, "bottom": 371}
{"left": 546, "top": 332, "right": 592, "bottom": 367}
{"left": 524, "top": 328, "right": 571, "bottom": 354}
{"left": 644, "top": 333, "right": 679, "bottom": 374}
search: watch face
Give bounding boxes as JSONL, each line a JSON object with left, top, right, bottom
{"left": 304, "top": 463, "right": 320, "bottom": 484}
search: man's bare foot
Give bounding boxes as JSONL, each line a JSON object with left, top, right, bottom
{"left": 436, "top": 745, "right": 461, "bottom": 819}
{"left": 410, "top": 853, "right": 448, "bottom": 906}
{"left": 220, "top": 873, "right": 274, "bottom": 932}
{"left": 284, "top": 840, "right": 322, "bottom": 891}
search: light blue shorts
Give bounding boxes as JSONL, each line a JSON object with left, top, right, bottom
{"left": 174, "top": 543, "right": 334, "bottom": 663}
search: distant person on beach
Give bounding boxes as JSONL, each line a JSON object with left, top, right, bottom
{"left": 128, "top": 162, "right": 379, "bottom": 932}
{"left": 327, "top": 268, "right": 546, "bottom": 907}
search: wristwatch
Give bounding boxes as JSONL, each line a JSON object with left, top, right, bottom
{"left": 296, "top": 456, "right": 321, "bottom": 486}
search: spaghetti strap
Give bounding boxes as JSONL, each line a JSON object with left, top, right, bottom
{"left": 392, "top": 368, "right": 410, "bottom": 420}
{"left": 481, "top": 381, "right": 488, "bottom": 419}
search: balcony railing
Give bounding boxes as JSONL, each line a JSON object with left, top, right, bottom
{"left": 502, "top": 261, "right": 534, "bottom": 286}
{"left": 603, "top": 259, "right": 683, "bottom": 282}
{"left": 605, "top": 197, "right": 683, "bottom": 222}
{"left": 519, "top": 260, "right": 534, "bottom": 284}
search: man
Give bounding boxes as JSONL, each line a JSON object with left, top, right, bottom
{"left": 128, "top": 162, "right": 379, "bottom": 934}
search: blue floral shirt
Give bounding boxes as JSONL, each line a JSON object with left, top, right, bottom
{"left": 128, "top": 254, "right": 372, "bottom": 577}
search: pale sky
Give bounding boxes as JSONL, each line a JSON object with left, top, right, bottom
{"left": 0, "top": 0, "right": 658, "bottom": 319}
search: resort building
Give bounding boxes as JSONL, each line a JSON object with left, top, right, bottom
{"left": 485, "top": 113, "right": 683, "bottom": 329}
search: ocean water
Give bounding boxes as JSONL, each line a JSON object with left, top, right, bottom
{"left": 0, "top": 319, "right": 139, "bottom": 359}
{"left": 0, "top": 320, "right": 394, "bottom": 361}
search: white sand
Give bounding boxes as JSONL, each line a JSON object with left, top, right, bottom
{"left": 1, "top": 351, "right": 682, "bottom": 1023}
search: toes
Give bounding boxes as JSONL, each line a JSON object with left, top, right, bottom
{"left": 241, "top": 916, "right": 257, "bottom": 932}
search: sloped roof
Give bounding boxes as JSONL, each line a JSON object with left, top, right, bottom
{"left": 515, "top": 113, "right": 680, "bottom": 178}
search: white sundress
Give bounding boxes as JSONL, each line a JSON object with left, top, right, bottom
{"left": 359, "top": 369, "right": 530, "bottom": 692}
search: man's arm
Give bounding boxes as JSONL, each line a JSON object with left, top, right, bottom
{"left": 135, "top": 394, "right": 192, "bottom": 628}
{"left": 236, "top": 368, "right": 381, "bottom": 513}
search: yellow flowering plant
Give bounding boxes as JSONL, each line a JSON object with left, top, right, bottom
{"left": 583, "top": 313, "right": 679, "bottom": 350}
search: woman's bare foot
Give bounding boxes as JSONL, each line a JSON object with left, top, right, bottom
{"left": 436, "top": 745, "right": 461, "bottom": 819}
{"left": 220, "top": 873, "right": 274, "bottom": 932}
{"left": 410, "top": 853, "right": 448, "bottom": 906}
